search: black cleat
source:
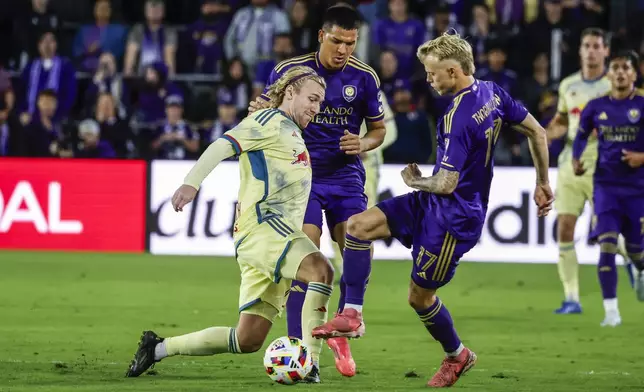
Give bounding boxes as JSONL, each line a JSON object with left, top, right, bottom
{"left": 125, "top": 330, "right": 164, "bottom": 377}
{"left": 302, "top": 365, "right": 320, "bottom": 383}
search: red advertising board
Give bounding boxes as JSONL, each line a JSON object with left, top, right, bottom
{"left": 0, "top": 158, "right": 146, "bottom": 252}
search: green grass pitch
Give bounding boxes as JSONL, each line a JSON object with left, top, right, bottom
{"left": 1, "top": 251, "right": 643, "bottom": 391}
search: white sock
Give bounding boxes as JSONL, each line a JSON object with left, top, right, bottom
{"left": 565, "top": 292, "right": 580, "bottom": 303}
{"left": 154, "top": 341, "right": 167, "bottom": 361}
{"left": 344, "top": 304, "right": 363, "bottom": 312}
{"left": 603, "top": 298, "right": 619, "bottom": 313}
{"left": 447, "top": 343, "right": 465, "bottom": 357}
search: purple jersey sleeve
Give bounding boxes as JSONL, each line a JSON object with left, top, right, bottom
{"left": 440, "top": 111, "right": 470, "bottom": 172}
{"left": 364, "top": 72, "right": 385, "bottom": 123}
{"left": 259, "top": 67, "right": 281, "bottom": 102}
{"left": 494, "top": 82, "right": 528, "bottom": 124}
{"left": 573, "top": 100, "right": 595, "bottom": 160}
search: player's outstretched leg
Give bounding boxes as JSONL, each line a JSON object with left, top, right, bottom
{"left": 313, "top": 208, "right": 389, "bottom": 339}
{"left": 617, "top": 235, "right": 635, "bottom": 288}
{"left": 625, "top": 241, "right": 644, "bottom": 301}
{"left": 294, "top": 250, "right": 335, "bottom": 383}
{"left": 125, "top": 312, "right": 273, "bottom": 377}
{"left": 597, "top": 234, "right": 621, "bottom": 327}
{"left": 555, "top": 215, "right": 583, "bottom": 314}
{"left": 409, "top": 281, "right": 475, "bottom": 388}
{"left": 286, "top": 280, "right": 307, "bottom": 339}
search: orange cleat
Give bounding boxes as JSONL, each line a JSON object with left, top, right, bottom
{"left": 427, "top": 347, "right": 477, "bottom": 388}
{"left": 312, "top": 308, "right": 365, "bottom": 339}
{"left": 327, "top": 337, "right": 356, "bottom": 377}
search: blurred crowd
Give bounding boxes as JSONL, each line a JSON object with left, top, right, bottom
{"left": 0, "top": 0, "right": 642, "bottom": 165}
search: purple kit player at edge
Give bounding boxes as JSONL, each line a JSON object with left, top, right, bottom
{"left": 248, "top": 5, "right": 386, "bottom": 378}
{"left": 572, "top": 50, "right": 644, "bottom": 327}
{"left": 313, "top": 31, "right": 554, "bottom": 388}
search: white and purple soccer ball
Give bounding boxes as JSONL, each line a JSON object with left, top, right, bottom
{"left": 263, "top": 336, "right": 312, "bottom": 384}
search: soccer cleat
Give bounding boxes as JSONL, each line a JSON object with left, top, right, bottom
{"left": 600, "top": 311, "right": 622, "bottom": 327}
{"left": 327, "top": 337, "right": 356, "bottom": 377}
{"left": 311, "top": 308, "right": 365, "bottom": 339}
{"left": 634, "top": 268, "right": 644, "bottom": 302}
{"left": 554, "top": 301, "right": 582, "bottom": 314}
{"left": 302, "top": 365, "right": 320, "bottom": 383}
{"left": 427, "top": 347, "right": 477, "bottom": 388}
{"left": 125, "top": 330, "right": 163, "bottom": 377}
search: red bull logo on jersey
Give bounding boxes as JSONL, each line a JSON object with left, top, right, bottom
{"left": 292, "top": 149, "right": 310, "bottom": 166}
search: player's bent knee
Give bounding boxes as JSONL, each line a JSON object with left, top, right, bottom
{"left": 557, "top": 215, "right": 577, "bottom": 242}
{"left": 297, "top": 252, "right": 334, "bottom": 285}
{"left": 237, "top": 313, "right": 272, "bottom": 353}
{"left": 407, "top": 281, "right": 437, "bottom": 310}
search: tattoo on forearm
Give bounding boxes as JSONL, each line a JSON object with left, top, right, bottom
{"left": 414, "top": 168, "right": 459, "bottom": 194}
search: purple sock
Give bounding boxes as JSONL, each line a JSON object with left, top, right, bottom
{"left": 337, "top": 276, "right": 346, "bottom": 312}
{"left": 598, "top": 251, "right": 617, "bottom": 299}
{"left": 286, "top": 280, "right": 307, "bottom": 339}
{"left": 416, "top": 298, "right": 461, "bottom": 353}
{"left": 343, "top": 234, "right": 372, "bottom": 306}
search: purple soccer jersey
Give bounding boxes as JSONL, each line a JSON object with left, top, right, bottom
{"left": 573, "top": 92, "right": 644, "bottom": 243}
{"left": 261, "top": 52, "right": 384, "bottom": 232}
{"left": 378, "top": 80, "right": 529, "bottom": 289}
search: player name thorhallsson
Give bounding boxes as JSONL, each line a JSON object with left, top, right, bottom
{"left": 312, "top": 106, "right": 354, "bottom": 126}
{"left": 472, "top": 94, "right": 503, "bottom": 125}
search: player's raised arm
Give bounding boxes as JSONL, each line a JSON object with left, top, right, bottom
{"left": 171, "top": 134, "right": 239, "bottom": 212}
{"left": 571, "top": 103, "right": 595, "bottom": 175}
{"left": 546, "top": 82, "right": 570, "bottom": 142}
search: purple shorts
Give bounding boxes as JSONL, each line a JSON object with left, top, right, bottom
{"left": 591, "top": 187, "right": 644, "bottom": 245}
{"left": 377, "top": 191, "right": 478, "bottom": 290}
{"left": 304, "top": 182, "right": 367, "bottom": 239}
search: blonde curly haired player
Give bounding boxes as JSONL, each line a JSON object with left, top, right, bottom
{"left": 125, "top": 66, "right": 336, "bottom": 383}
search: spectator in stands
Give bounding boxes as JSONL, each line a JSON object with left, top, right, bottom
{"left": 0, "top": 98, "right": 10, "bottom": 156}
{"left": 136, "top": 61, "right": 182, "bottom": 125}
{"left": 0, "top": 66, "right": 15, "bottom": 112}
{"left": 224, "top": 0, "right": 291, "bottom": 74}
{"left": 95, "top": 92, "right": 133, "bottom": 158}
{"left": 424, "top": 3, "right": 464, "bottom": 41}
{"left": 22, "top": 89, "right": 69, "bottom": 157}
{"left": 151, "top": 95, "right": 199, "bottom": 160}
{"left": 288, "top": 0, "right": 317, "bottom": 55}
{"left": 73, "top": 0, "right": 128, "bottom": 73}
{"left": 124, "top": 0, "right": 177, "bottom": 76}
{"left": 74, "top": 119, "right": 116, "bottom": 158}
{"left": 384, "top": 86, "right": 432, "bottom": 164}
{"left": 523, "top": 0, "right": 573, "bottom": 81}
{"left": 181, "top": 0, "right": 232, "bottom": 75}
{"left": 20, "top": 31, "right": 77, "bottom": 124}
{"left": 252, "top": 34, "right": 294, "bottom": 99}
{"left": 13, "top": 0, "right": 59, "bottom": 69}
{"left": 467, "top": 3, "right": 500, "bottom": 70}
{"left": 378, "top": 50, "right": 410, "bottom": 105}
{"left": 475, "top": 40, "right": 518, "bottom": 96}
{"left": 519, "top": 52, "right": 553, "bottom": 118}
{"left": 85, "top": 52, "right": 128, "bottom": 119}
{"left": 486, "top": 0, "right": 540, "bottom": 33}
{"left": 372, "top": 0, "right": 425, "bottom": 77}
{"left": 220, "top": 57, "right": 250, "bottom": 116}
{"left": 206, "top": 87, "right": 239, "bottom": 146}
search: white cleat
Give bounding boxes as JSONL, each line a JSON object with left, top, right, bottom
{"left": 600, "top": 311, "right": 622, "bottom": 327}
{"left": 634, "top": 268, "right": 644, "bottom": 302}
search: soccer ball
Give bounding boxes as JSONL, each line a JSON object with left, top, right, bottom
{"left": 263, "top": 336, "right": 312, "bottom": 384}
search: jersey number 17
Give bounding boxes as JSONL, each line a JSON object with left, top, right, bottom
{"left": 484, "top": 118, "right": 503, "bottom": 167}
